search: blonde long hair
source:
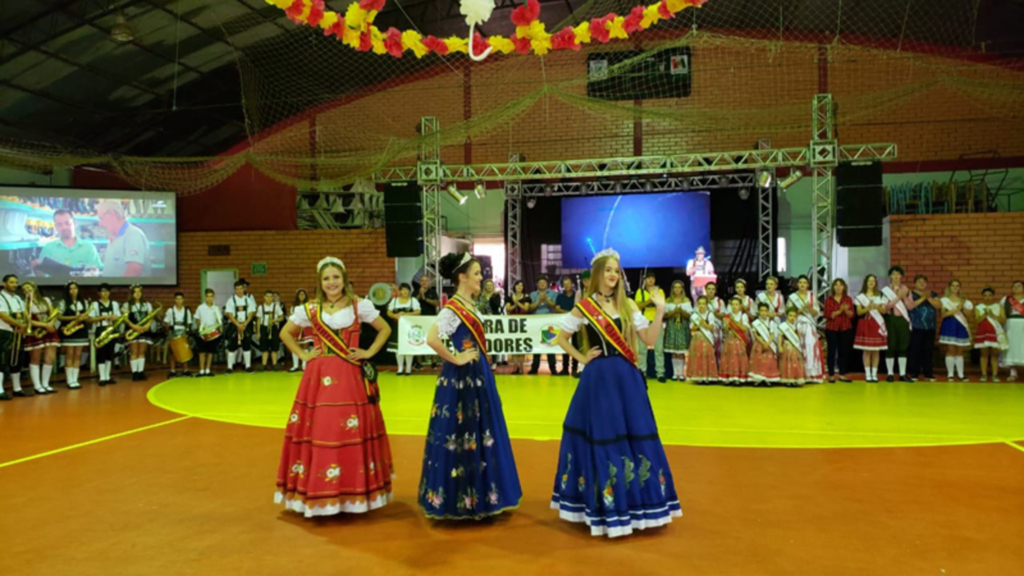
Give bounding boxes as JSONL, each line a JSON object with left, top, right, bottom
{"left": 578, "top": 255, "right": 638, "bottom": 360}
{"left": 21, "top": 281, "right": 49, "bottom": 312}
{"left": 315, "top": 260, "right": 356, "bottom": 304}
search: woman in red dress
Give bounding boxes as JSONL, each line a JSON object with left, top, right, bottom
{"left": 275, "top": 257, "right": 394, "bottom": 518}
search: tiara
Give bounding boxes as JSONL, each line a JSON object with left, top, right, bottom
{"left": 317, "top": 256, "right": 345, "bottom": 271}
{"left": 457, "top": 252, "right": 472, "bottom": 269}
{"left": 591, "top": 248, "right": 620, "bottom": 266}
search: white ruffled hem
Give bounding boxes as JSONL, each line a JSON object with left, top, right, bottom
{"left": 551, "top": 501, "right": 682, "bottom": 538}
{"left": 938, "top": 336, "right": 971, "bottom": 347}
{"left": 274, "top": 490, "right": 393, "bottom": 518}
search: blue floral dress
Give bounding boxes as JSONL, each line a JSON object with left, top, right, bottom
{"left": 417, "top": 301, "right": 522, "bottom": 519}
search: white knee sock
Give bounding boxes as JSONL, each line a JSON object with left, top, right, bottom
{"left": 30, "top": 365, "right": 41, "bottom": 389}
{"left": 42, "top": 364, "right": 53, "bottom": 389}
{"left": 945, "top": 356, "right": 955, "bottom": 378}
{"left": 104, "top": 361, "right": 113, "bottom": 380}
{"left": 139, "top": 357, "right": 146, "bottom": 372}
{"left": 955, "top": 356, "right": 965, "bottom": 378}
{"left": 65, "top": 367, "right": 74, "bottom": 384}
{"left": 898, "top": 357, "right": 907, "bottom": 376}
{"left": 885, "top": 357, "right": 895, "bottom": 375}
{"left": 71, "top": 367, "right": 79, "bottom": 385}
{"left": 227, "top": 351, "right": 236, "bottom": 369}
{"left": 11, "top": 373, "right": 21, "bottom": 392}
{"left": 866, "top": 366, "right": 874, "bottom": 380}
{"left": 291, "top": 353, "right": 299, "bottom": 369}
{"left": 243, "top": 351, "right": 252, "bottom": 368}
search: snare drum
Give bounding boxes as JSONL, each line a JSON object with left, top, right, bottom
{"left": 201, "top": 327, "right": 222, "bottom": 341}
{"left": 169, "top": 335, "right": 194, "bottom": 363}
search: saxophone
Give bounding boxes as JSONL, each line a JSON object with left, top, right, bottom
{"left": 31, "top": 307, "right": 61, "bottom": 338}
{"left": 95, "top": 311, "right": 129, "bottom": 347}
{"left": 61, "top": 300, "right": 89, "bottom": 336}
{"left": 125, "top": 303, "right": 162, "bottom": 341}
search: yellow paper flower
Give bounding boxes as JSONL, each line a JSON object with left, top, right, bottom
{"left": 345, "top": 3, "right": 369, "bottom": 30}
{"left": 525, "top": 20, "right": 547, "bottom": 39}
{"left": 573, "top": 22, "right": 591, "bottom": 44}
{"left": 267, "top": 0, "right": 292, "bottom": 9}
{"left": 488, "top": 36, "right": 516, "bottom": 55}
{"left": 532, "top": 36, "right": 552, "bottom": 55}
{"left": 641, "top": 4, "right": 663, "bottom": 28}
{"left": 666, "top": 0, "right": 691, "bottom": 14}
{"left": 402, "top": 30, "right": 428, "bottom": 58}
{"left": 608, "top": 16, "right": 628, "bottom": 39}
{"left": 342, "top": 25, "right": 362, "bottom": 49}
{"left": 445, "top": 36, "right": 468, "bottom": 54}
{"left": 370, "top": 28, "right": 387, "bottom": 54}
{"left": 319, "top": 11, "right": 339, "bottom": 30}
{"left": 515, "top": 25, "right": 529, "bottom": 39}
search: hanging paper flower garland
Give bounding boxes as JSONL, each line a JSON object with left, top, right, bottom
{"left": 265, "top": 0, "right": 707, "bottom": 59}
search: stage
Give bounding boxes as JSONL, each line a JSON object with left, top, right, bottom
{"left": 1, "top": 372, "right": 1022, "bottom": 575}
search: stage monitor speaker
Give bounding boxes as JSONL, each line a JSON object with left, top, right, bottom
{"left": 836, "top": 162, "right": 884, "bottom": 247}
{"left": 384, "top": 181, "right": 423, "bottom": 257}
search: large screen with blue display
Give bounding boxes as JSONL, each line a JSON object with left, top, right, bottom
{"left": 561, "top": 191, "right": 711, "bottom": 269}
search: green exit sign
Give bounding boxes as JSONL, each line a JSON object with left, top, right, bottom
{"left": 251, "top": 263, "right": 267, "bottom": 276}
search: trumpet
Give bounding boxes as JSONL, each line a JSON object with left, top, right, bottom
{"left": 96, "top": 312, "right": 129, "bottom": 348}
{"left": 125, "top": 303, "right": 162, "bottom": 342}
{"left": 31, "top": 307, "right": 61, "bottom": 338}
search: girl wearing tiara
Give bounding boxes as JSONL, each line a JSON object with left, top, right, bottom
{"left": 275, "top": 257, "right": 395, "bottom": 518}
{"left": 786, "top": 275, "right": 824, "bottom": 383}
{"left": 551, "top": 249, "right": 681, "bottom": 538}
{"left": 734, "top": 279, "right": 756, "bottom": 320}
{"left": 664, "top": 280, "right": 692, "bottom": 381}
{"left": 687, "top": 295, "right": 720, "bottom": 383}
{"left": 855, "top": 274, "right": 888, "bottom": 383}
{"left": 720, "top": 296, "right": 751, "bottom": 384}
{"left": 939, "top": 279, "right": 972, "bottom": 382}
{"left": 418, "top": 252, "right": 521, "bottom": 519}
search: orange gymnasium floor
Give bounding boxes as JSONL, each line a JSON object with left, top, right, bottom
{"left": 1, "top": 369, "right": 1023, "bottom": 576}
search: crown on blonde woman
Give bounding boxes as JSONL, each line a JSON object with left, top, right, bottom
{"left": 591, "top": 248, "right": 620, "bottom": 266}
{"left": 317, "top": 256, "right": 345, "bottom": 271}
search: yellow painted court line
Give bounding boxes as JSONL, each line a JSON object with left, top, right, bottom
{"left": 0, "top": 416, "right": 192, "bottom": 469}
{"left": 1003, "top": 441, "right": 1024, "bottom": 454}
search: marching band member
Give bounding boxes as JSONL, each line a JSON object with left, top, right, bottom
{"left": 756, "top": 276, "right": 786, "bottom": 324}
{"left": 89, "top": 284, "right": 121, "bottom": 386}
{"left": 225, "top": 279, "right": 257, "bottom": 374}
{"left": 0, "top": 275, "right": 29, "bottom": 399}
{"left": 22, "top": 282, "right": 60, "bottom": 394}
{"left": 854, "top": 275, "right": 888, "bottom": 383}
{"left": 720, "top": 296, "right": 751, "bottom": 384}
{"left": 194, "top": 289, "right": 222, "bottom": 377}
{"left": 257, "top": 290, "right": 285, "bottom": 372}
{"left": 290, "top": 289, "right": 313, "bottom": 372}
{"left": 786, "top": 275, "right": 824, "bottom": 383}
{"left": 686, "top": 295, "right": 720, "bottom": 383}
{"left": 124, "top": 285, "right": 155, "bottom": 381}
{"left": 1003, "top": 281, "right": 1024, "bottom": 382}
{"left": 59, "top": 281, "right": 90, "bottom": 389}
{"left": 748, "top": 303, "right": 781, "bottom": 385}
{"left": 939, "top": 279, "right": 973, "bottom": 382}
{"left": 882, "top": 266, "right": 917, "bottom": 382}
{"left": 974, "top": 287, "right": 1008, "bottom": 382}
{"left": 164, "top": 292, "right": 193, "bottom": 378}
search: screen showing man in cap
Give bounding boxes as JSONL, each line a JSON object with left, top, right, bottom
{"left": 96, "top": 199, "right": 150, "bottom": 278}
{"left": 686, "top": 245, "right": 716, "bottom": 303}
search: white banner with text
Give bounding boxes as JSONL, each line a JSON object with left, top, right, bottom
{"left": 396, "top": 314, "right": 569, "bottom": 356}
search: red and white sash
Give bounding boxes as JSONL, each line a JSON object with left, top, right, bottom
{"left": 779, "top": 322, "right": 804, "bottom": 355}
{"left": 443, "top": 299, "right": 487, "bottom": 356}
{"left": 577, "top": 297, "right": 638, "bottom": 365}
{"left": 977, "top": 304, "right": 1009, "bottom": 350}
{"left": 726, "top": 313, "right": 751, "bottom": 349}
{"left": 788, "top": 291, "right": 817, "bottom": 325}
{"left": 752, "top": 318, "right": 777, "bottom": 354}
{"left": 856, "top": 293, "right": 889, "bottom": 336}
{"left": 306, "top": 300, "right": 379, "bottom": 402}
{"left": 882, "top": 286, "right": 911, "bottom": 324}
{"left": 941, "top": 297, "right": 973, "bottom": 332}
{"left": 691, "top": 309, "right": 717, "bottom": 344}
{"left": 1006, "top": 296, "right": 1024, "bottom": 318}
{"left": 757, "top": 291, "right": 784, "bottom": 318}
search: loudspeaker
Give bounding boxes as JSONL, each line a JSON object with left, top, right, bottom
{"left": 836, "top": 162, "right": 884, "bottom": 247}
{"left": 384, "top": 181, "right": 423, "bottom": 257}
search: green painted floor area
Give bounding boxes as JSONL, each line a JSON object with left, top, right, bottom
{"left": 148, "top": 372, "right": 1024, "bottom": 448}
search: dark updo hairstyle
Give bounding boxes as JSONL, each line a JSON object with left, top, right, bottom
{"left": 439, "top": 252, "right": 479, "bottom": 289}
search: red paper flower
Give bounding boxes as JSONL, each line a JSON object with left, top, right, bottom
{"left": 472, "top": 31, "right": 490, "bottom": 56}
{"left": 285, "top": 0, "right": 306, "bottom": 23}
{"left": 385, "top": 27, "right": 403, "bottom": 57}
{"left": 551, "top": 26, "right": 579, "bottom": 51}
{"left": 359, "top": 0, "right": 386, "bottom": 11}
{"left": 511, "top": 34, "right": 532, "bottom": 54}
{"left": 358, "top": 31, "right": 373, "bottom": 52}
{"left": 590, "top": 14, "right": 613, "bottom": 44}
{"left": 658, "top": 1, "right": 673, "bottom": 20}
{"left": 307, "top": 0, "right": 325, "bottom": 27}
{"left": 511, "top": 0, "right": 541, "bottom": 27}
{"left": 422, "top": 35, "right": 448, "bottom": 55}
{"left": 624, "top": 5, "right": 645, "bottom": 33}
{"left": 323, "top": 17, "right": 346, "bottom": 38}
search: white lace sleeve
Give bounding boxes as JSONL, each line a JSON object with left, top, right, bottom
{"left": 357, "top": 299, "right": 380, "bottom": 323}
{"left": 289, "top": 305, "right": 311, "bottom": 328}
{"left": 560, "top": 313, "right": 587, "bottom": 334}
{"left": 436, "top": 308, "right": 460, "bottom": 338}
{"left": 633, "top": 311, "right": 651, "bottom": 331}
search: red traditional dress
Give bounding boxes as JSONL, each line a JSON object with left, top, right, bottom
{"left": 719, "top": 312, "right": 750, "bottom": 383}
{"left": 275, "top": 299, "right": 394, "bottom": 517}
{"left": 24, "top": 298, "right": 61, "bottom": 351}
{"left": 974, "top": 303, "right": 1008, "bottom": 350}
{"left": 748, "top": 318, "right": 781, "bottom": 382}
{"left": 686, "top": 309, "right": 719, "bottom": 382}
{"left": 854, "top": 293, "right": 889, "bottom": 351}
{"left": 756, "top": 290, "right": 785, "bottom": 323}
{"left": 778, "top": 321, "right": 806, "bottom": 385}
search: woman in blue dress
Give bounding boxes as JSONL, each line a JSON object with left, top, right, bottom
{"left": 551, "top": 249, "right": 682, "bottom": 538}
{"left": 418, "top": 252, "right": 522, "bottom": 519}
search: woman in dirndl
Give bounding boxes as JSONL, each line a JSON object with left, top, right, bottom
{"left": 1003, "top": 281, "right": 1024, "bottom": 382}
{"left": 663, "top": 280, "right": 692, "bottom": 381}
{"left": 124, "top": 285, "right": 156, "bottom": 381}
{"left": 275, "top": 257, "right": 394, "bottom": 518}
{"left": 786, "top": 275, "right": 824, "bottom": 383}
{"left": 418, "top": 252, "right": 521, "bottom": 520}
{"left": 21, "top": 282, "right": 60, "bottom": 394}
{"left": 854, "top": 274, "right": 888, "bottom": 383}
{"left": 939, "top": 279, "right": 973, "bottom": 382}
{"left": 974, "top": 287, "right": 1008, "bottom": 382}
{"left": 551, "top": 249, "right": 681, "bottom": 538}
{"left": 289, "top": 289, "right": 314, "bottom": 373}
{"left": 59, "top": 281, "right": 90, "bottom": 389}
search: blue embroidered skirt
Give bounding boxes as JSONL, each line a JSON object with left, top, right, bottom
{"left": 939, "top": 317, "right": 971, "bottom": 346}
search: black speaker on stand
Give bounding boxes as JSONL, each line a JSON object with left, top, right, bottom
{"left": 384, "top": 181, "right": 423, "bottom": 257}
{"left": 836, "top": 162, "right": 884, "bottom": 247}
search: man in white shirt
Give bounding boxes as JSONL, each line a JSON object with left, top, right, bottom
{"left": 0, "top": 274, "right": 29, "bottom": 399}
{"left": 225, "top": 279, "right": 257, "bottom": 373}
{"left": 194, "top": 288, "right": 222, "bottom": 377}
{"left": 256, "top": 290, "right": 284, "bottom": 372}
{"left": 164, "top": 292, "right": 194, "bottom": 378}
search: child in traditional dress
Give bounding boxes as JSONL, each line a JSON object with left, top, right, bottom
{"left": 1003, "top": 281, "right": 1024, "bottom": 382}
{"left": 854, "top": 274, "right": 887, "bottom": 382}
{"left": 778, "top": 307, "right": 806, "bottom": 386}
{"left": 686, "top": 295, "right": 719, "bottom": 383}
{"left": 975, "top": 287, "right": 1008, "bottom": 382}
{"left": 720, "top": 297, "right": 751, "bottom": 384}
{"left": 664, "top": 280, "right": 692, "bottom": 381}
{"left": 749, "top": 303, "right": 781, "bottom": 385}
{"left": 734, "top": 279, "right": 756, "bottom": 321}
{"left": 939, "top": 279, "right": 973, "bottom": 382}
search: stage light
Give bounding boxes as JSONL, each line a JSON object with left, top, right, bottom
{"left": 544, "top": 184, "right": 553, "bottom": 196}
{"left": 779, "top": 171, "right": 804, "bottom": 190}
{"left": 757, "top": 170, "right": 773, "bottom": 188}
{"left": 473, "top": 182, "right": 487, "bottom": 200}
{"left": 446, "top": 184, "right": 467, "bottom": 205}
{"left": 526, "top": 198, "right": 537, "bottom": 209}
{"left": 738, "top": 188, "right": 750, "bottom": 200}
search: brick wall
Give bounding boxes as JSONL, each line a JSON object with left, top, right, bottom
{"left": 106, "top": 229, "right": 394, "bottom": 309}
{"left": 889, "top": 213, "right": 1024, "bottom": 299}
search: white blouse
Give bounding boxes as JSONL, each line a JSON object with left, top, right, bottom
{"left": 435, "top": 307, "right": 481, "bottom": 339}
{"left": 288, "top": 300, "right": 380, "bottom": 330}
{"left": 560, "top": 310, "right": 650, "bottom": 334}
